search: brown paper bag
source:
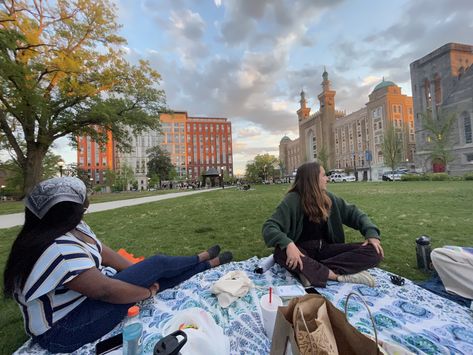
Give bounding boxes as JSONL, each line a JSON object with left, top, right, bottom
{"left": 270, "top": 294, "right": 380, "bottom": 355}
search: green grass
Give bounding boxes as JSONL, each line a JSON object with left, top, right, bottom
{"left": 1, "top": 181, "right": 473, "bottom": 354}
{"left": 0, "top": 189, "right": 193, "bottom": 215}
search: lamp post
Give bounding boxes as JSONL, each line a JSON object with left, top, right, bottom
{"left": 1, "top": 185, "right": 5, "bottom": 201}
{"left": 57, "top": 159, "right": 65, "bottom": 177}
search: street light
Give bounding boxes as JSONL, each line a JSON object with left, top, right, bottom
{"left": 1, "top": 185, "right": 5, "bottom": 201}
{"left": 57, "top": 159, "right": 65, "bottom": 177}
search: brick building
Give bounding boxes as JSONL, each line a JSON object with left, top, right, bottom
{"left": 280, "top": 70, "right": 414, "bottom": 181}
{"left": 111, "top": 111, "right": 233, "bottom": 190}
{"left": 76, "top": 127, "right": 115, "bottom": 184}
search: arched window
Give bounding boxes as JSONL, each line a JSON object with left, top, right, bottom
{"left": 306, "top": 130, "right": 317, "bottom": 161}
{"left": 424, "top": 79, "right": 431, "bottom": 108}
{"left": 463, "top": 111, "right": 472, "bottom": 144}
{"left": 433, "top": 73, "right": 441, "bottom": 105}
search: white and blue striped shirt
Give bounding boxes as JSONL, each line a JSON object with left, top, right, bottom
{"left": 15, "top": 221, "right": 116, "bottom": 336}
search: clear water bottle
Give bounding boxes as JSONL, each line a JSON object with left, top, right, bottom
{"left": 123, "top": 305, "right": 143, "bottom": 355}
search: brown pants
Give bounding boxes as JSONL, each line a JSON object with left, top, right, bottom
{"left": 274, "top": 239, "right": 382, "bottom": 287}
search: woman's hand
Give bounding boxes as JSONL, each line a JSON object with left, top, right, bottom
{"left": 362, "top": 238, "right": 384, "bottom": 258}
{"left": 286, "top": 242, "right": 305, "bottom": 271}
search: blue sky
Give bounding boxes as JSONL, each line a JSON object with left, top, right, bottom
{"left": 54, "top": 0, "right": 473, "bottom": 174}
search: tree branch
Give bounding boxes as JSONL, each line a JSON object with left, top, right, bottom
{"left": 0, "top": 111, "right": 26, "bottom": 166}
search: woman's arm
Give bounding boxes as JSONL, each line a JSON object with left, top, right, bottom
{"left": 65, "top": 267, "right": 158, "bottom": 304}
{"left": 101, "top": 244, "right": 134, "bottom": 271}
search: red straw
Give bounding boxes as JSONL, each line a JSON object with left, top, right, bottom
{"left": 269, "top": 287, "right": 272, "bottom": 304}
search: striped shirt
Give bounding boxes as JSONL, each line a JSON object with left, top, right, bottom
{"left": 15, "top": 221, "right": 116, "bottom": 336}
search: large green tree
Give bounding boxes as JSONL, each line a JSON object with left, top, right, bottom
{"left": 146, "top": 145, "right": 174, "bottom": 187}
{"left": 0, "top": 0, "right": 166, "bottom": 195}
{"left": 245, "top": 153, "right": 278, "bottom": 182}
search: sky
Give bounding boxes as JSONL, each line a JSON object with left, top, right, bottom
{"left": 52, "top": 0, "right": 473, "bottom": 175}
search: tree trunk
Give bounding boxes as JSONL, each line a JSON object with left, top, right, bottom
{"left": 22, "top": 147, "right": 48, "bottom": 197}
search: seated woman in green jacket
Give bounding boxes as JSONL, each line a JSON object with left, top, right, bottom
{"left": 262, "top": 162, "right": 383, "bottom": 287}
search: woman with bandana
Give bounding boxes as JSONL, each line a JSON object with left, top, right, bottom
{"left": 262, "top": 162, "right": 384, "bottom": 288}
{"left": 3, "top": 177, "right": 233, "bottom": 353}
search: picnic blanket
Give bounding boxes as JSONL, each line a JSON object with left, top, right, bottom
{"left": 15, "top": 257, "right": 473, "bottom": 355}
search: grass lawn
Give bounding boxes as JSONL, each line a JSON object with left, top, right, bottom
{"left": 1, "top": 181, "right": 472, "bottom": 354}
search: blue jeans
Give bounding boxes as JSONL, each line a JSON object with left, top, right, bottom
{"left": 34, "top": 254, "right": 210, "bottom": 353}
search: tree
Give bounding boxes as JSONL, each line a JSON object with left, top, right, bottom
{"left": 382, "top": 122, "right": 403, "bottom": 180}
{"left": 0, "top": 0, "right": 166, "bottom": 195}
{"left": 115, "top": 163, "right": 134, "bottom": 191}
{"left": 421, "top": 111, "right": 456, "bottom": 172}
{"left": 317, "top": 146, "right": 329, "bottom": 170}
{"left": 146, "top": 145, "right": 174, "bottom": 187}
{"left": 245, "top": 154, "right": 278, "bottom": 182}
{"left": 1, "top": 150, "right": 63, "bottom": 195}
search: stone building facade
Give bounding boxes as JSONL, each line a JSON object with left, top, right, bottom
{"left": 279, "top": 70, "right": 414, "bottom": 181}
{"left": 410, "top": 43, "right": 473, "bottom": 174}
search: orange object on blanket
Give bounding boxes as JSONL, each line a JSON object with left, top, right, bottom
{"left": 117, "top": 248, "right": 145, "bottom": 264}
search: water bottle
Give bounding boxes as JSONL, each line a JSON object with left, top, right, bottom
{"left": 416, "top": 235, "right": 432, "bottom": 271}
{"left": 123, "top": 305, "right": 143, "bottom": 355}
{"left": 254, "top": 254, "right": 275, "bottom": 274}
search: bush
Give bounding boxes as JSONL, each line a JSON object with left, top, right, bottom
{"left": 401, "top": 174, "right": 428, "bottom": 181}
{"left": 425, "top": 173, "right": 449, "bottom": 181}
{"left": 464, "top": 173, "right": 473, "bottom": 181}
{"left": 448, "top": 175, "right": 464, "bottom": 181}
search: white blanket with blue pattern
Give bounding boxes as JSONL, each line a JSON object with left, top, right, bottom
{"left": 15, "top": 257, "right": 473, "bottom": 355}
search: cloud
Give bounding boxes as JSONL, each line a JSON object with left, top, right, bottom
{"left": 236, "top": 127, "right": 262, "bottom": 138}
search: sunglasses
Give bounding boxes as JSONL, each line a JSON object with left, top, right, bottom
{"left": 390, "top": 274, "right": 405, "bottom": 286}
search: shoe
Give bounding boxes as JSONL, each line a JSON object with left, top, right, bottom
{"left": 207, "top": 244, "right": 221, "bottom": 259}
{"left": 218, "top": 251, "right": 233, "bottom": 265}
{"left": 337, "top": 271, "right": 376, "bottom": 287}
{"left": 298, "top": 273, "right": 312, "bottom": 287}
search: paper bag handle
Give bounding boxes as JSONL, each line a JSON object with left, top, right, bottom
{"left": 297, "top": 307, "right": 317, "bottom": 353}
{"left": 344, "top": 292, "right": 380, "bottom": 354}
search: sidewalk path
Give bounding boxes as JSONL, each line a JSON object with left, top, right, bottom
{"left": 0, "top": 188, "right": 222, "bottom": 229}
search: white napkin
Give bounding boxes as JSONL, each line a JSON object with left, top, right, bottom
{"left": 211, "top": 270, "right": 254, "bottom": 308}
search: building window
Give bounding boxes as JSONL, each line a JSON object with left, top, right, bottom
{"left": 466, "top": 153, "right": 473, "bottom": 162}
{"left": 463, "top": 112, "right": 472, "bottom": 144}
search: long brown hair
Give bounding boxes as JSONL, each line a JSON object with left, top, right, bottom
{"left": 288, "top": 162, "right": 332, "bottom": 223}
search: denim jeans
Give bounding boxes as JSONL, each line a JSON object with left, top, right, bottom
{"left": 34, "top": 254, "right": 210, "bottom": 353}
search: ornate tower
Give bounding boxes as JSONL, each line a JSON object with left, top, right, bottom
{"left": 297, "top": 89, "right": 311, "bottom": 121}
{"left": 317, "top": 68, "right": 336, "bottom": 169}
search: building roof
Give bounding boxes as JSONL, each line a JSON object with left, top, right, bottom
{"left": 372, "top": 78, "right": 396, "bottom": 92}
{"left": 280, "top": 135, "right": 291, "bottom": 143}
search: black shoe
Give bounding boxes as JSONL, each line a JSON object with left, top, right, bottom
{"left": 207, "top": 245, "right": 221, "bottom": 259}
{"left": 218, "top": 251, "right": 233, "bottom": 265}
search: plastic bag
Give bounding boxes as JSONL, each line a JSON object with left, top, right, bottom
{"left": 160, "top": 308, "right": 230, "bottom": 355}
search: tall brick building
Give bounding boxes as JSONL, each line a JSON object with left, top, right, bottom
{"left": 280, "top": 70, "right": 414, "bottom": 181}
{"left": 88, "top": 111, "right": 233, "bottom": 190}
{"left": 76, "top": 127, "right": 115, "bottom": 184}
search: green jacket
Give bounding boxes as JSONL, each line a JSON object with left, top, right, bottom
{"left": 262, "top": 191, "right": 380, "bottom": 249}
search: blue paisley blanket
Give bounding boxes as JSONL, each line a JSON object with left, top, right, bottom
{"left": 15, "top": 257, "right": 473, "bottom": 355}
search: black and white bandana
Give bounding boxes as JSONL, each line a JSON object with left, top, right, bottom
{"left": 24, "top": 177, "right": 87, "bottom": 219}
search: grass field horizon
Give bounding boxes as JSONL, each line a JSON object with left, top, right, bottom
{"left": 1, "top": 181, "right": 472, "bottom": 354}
